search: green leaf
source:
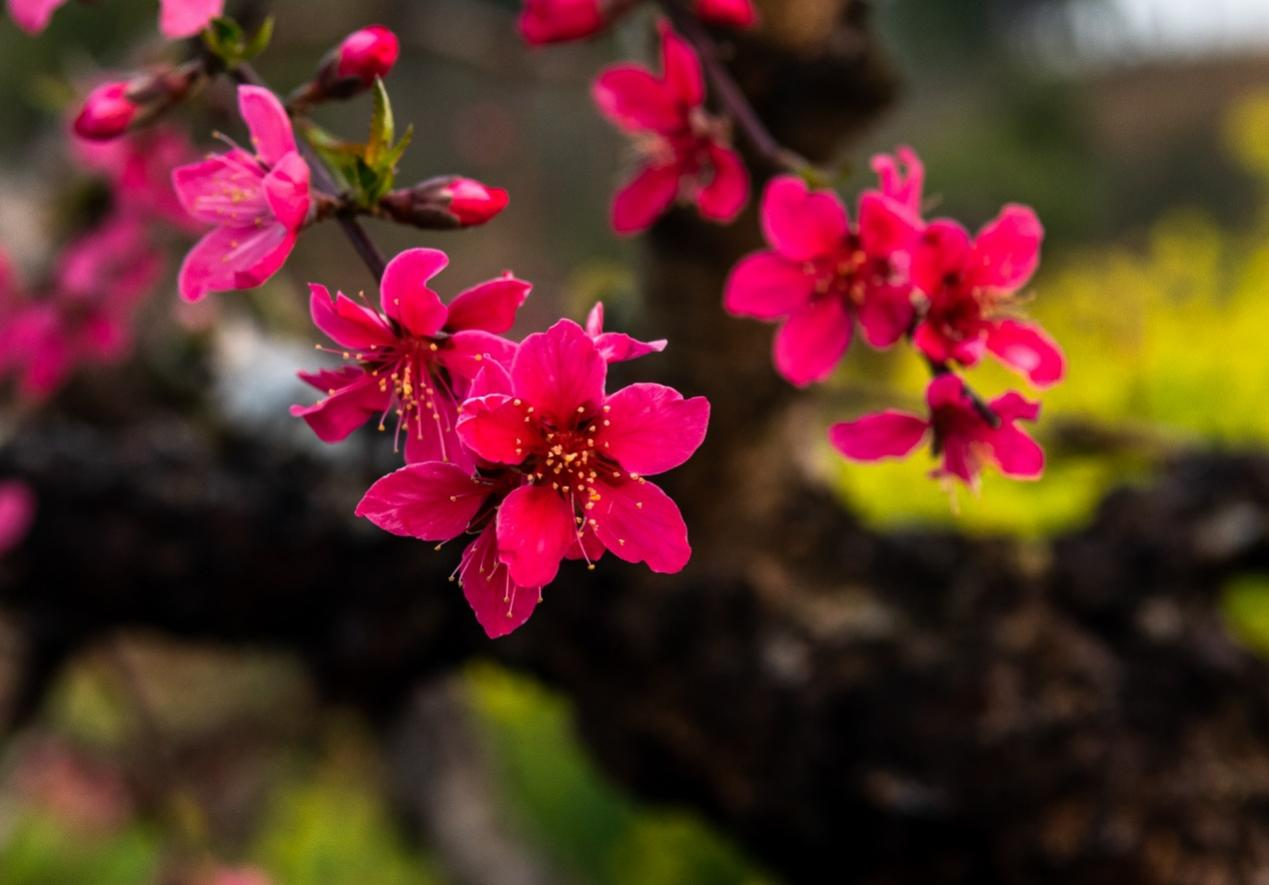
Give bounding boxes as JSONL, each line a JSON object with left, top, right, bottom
{"left": 366, "top": 78, "right": 395, "bottom": 169}
{"left": 243, "top": 16, "right": 275, "bottom": 60}
{"left": 202, "top": 16, "right": 246, "bottom": 64}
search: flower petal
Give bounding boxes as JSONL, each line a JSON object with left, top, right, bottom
{"left": 290, "top": 372, "right": 390, "bottom": 443}
{"left": 760, "top": 175, "right": 848, "bottom": 262}
{"left": 773, "top": 296, "right": 853, "bottom": 387}
{"left": 870, "top": 146, "right": 924, "bottom": 216}
{"left": 985, "top": 424, "right": 1045, "bottom": 479}
{"left": 403, "top": 389, "right": 471, "bottom": 470}
{"left": 829, "top": 412, "right": 928, "bottom": 461}
{"left": 694, "top": 0, "right": 757, "bottom": 28}
{"left": 172, "top": 152, "right": 268, "bottom": 227}
{"left": 912, "top": 219, "right": 972, "bottom": 296}
{"left": 439, "top": 330, "right": 518, "bottom": 383}
{"left": 496, "top": 483, "right": 578, "bottom": 588}
{"left": 467, "top": 361, "right": 514, "bottom": 398}
{"left": 177, "top": 223, "right": 294, "bottom": 302}
{"left": 696, "top": 143, "right": 749, "bottom": 224}
{"left": 0, "top": 481, "right": 35, "bottom": 556}
{"left": 611, "top": 162, "right": 680, "bottom": 235}
{"left": 456, "top": 394, "right": 538, "bottom": 465}
{"left": 660, "top": 20, "right": 704, "bottom": 107}
{"left": 724, "top": 251, "right": 815, "bottom": 320}
{"left": 159, "top": 0, "right": 223, "bottom": 38}
{"left": 262, "top": 151, "right": 311, "bottom": 231}
{"left": 511, "top": 319, "right": 606, "bottom": 423}
{"left": 380, "top": 247, "right": 449, "bottom": 337}
{"left": 984, "top": 319, "right": 1065, "bottom": 388}
{"left": 444, "top": 275, "right": 531, "bottom": 334}
{"left": 237, "top": 85, "right": 295, "bottom": 167}
{"left": 459, "top": 525, "right": 541, "bottom": 639}
{"left": 857, "top": 191, "right": 920, "bottom": 257}
{"left": 856, "top": 283, "right": 915, "bottom": 349}
{"left": 6, "top": 0, "right": 67, "bottom": 33}
{"left": 599, "top": 383, "right": 709, "bottom": 476}
{"left": 968, "top": 204, "right": 1043, "bottom": 293}
{"left": 355, "top": 461, "right": 488, "bottom": 541}
{"left": 308, "top": 284, "right": 394, "bottom": 350}
{"left": 593, "top": 332, "right": 666, "bottom": 364}
{"left": 591, "top": 478, "right": 690, "bottom": 574}
{"left": 592, "top": 66, "right": 682, "bottom": 134}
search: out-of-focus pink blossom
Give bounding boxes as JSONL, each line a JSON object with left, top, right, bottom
{"left": 593, "top": 21, "right": 749, "bottom": 234}
{"left": 694, "top": 0, "right": 757, "bottom": 29}
{"left": 830, "top": 374, "right": 1044, "bottom": 487}
{"left": 8, "top": 0, "right": 220, "bottom": 36}
{"left": 74, "top": 125, "right": 199, "bottom": 229}
{"left": 518, "top": 0, "right": 605, "bottom": 45}
{"left": 291, "top": 247, "right": 529, "bottom": 467}
{"left": 871, "top": 146, "right": 925, "bottom": 216}
{"left": 724, "top": 171, "right": 922, "bottom": 386}
{"left": 0, "top": 480, "right": 34, "bottom": 556}
{"left": 171, "top": 85, "right": 311, "bottom": 302}
{"left": 13, "top": 739, "right": 131, "bottom": 833}
{"left": 71, "top": 81, "right": 139, "bottom": 142}
{"left": 912, "top": 206, "right": 1064, "bottom": 387}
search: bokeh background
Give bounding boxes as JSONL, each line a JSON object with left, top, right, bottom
{"left": 3, "top": 0, "right": 1269, "bottom": 882}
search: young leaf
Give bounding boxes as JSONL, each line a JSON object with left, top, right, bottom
{"left": 243, "top": 16, "right": 275, "bottom": 60}
{"left": 366, "top": 78, "right": 395, "bottom": 168}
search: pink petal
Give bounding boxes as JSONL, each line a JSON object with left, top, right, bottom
{"left": 262, "top": 152, "right": 311, "bottom": 231}
{"left": 593, "top": 332, "right": 666, "bottom": 364}
{"left": 0, "top": 481, "right": 35, "bottom": 556}
{"left": 694, "top": 0, "right": 757, "bottom": 28}
{"left": 355, "top": 461, "right": 487, "bottom": 541}
{"left": 496, "top": 483, "right": 578, "bottom": 588}
{"left": 172, "top": 152, "right": 268, "bottom": 227}
{"left": 585, "top": 302, "right": 605, "bottom": 337}
{"left": 856, "top": 283, "right": 915, "bottom": 349}
{"left": 611, "top": 162, "right": 681, "bottom": 235}
{"left": 985, "top": 425, "right": 1045, "bottom": 479}
{"left": 518, "top": 0, "right": 605, "bottom": 45}
{"left": 467, "top": 361, "right": 514, "bottom": 398}
{"left": 458, "top": 526, "right": 540, "bottom": 639}
{"left": 237, "top": 85, "right": 295, "bottom": 167}
{"left": 937, "top": 436, "right": 977, "bottom": 485}
{"left": 829, "top": 412, "right": 928, "bottom": 461}
{"left": 912, "top": 220, "right": 972, "bottom": 296}
{"left": 592, "top": 66, "right": 682, "bottom": 134}
{"left": 455, "top": 394, "right": 538, "bottom": 465}
{"left": 599, "top": 383, "right": 709, "bottom": 476}
{"left": 989, "top": 390, "right": 1042, "bottom": 423}
{"left": 402, "top": 389, "right": 471, "bottom": 471}
{"left": 298, "top": 366, "right": 363, "bottom": 392}
{"left": 773, "top": 296, "right": 853, "bottom": 387}
{"left": 511, "top": 319, "right": 606, "bottom": 423}
{"left": 659, "top": 20, "right": 704, "bottom": 107}
{"left": 696, "top": 143, "right": 749, "bottom": 224}
{"left": 870, "top": 146, "right": 924, "bottom": 216}
{"left": 926, "top": 373, "right": 968, "bottom": 411}
{"left": 6, "top": 0, "right": 66, "bottom": 33}
{"left": 177, "top": 223, "right": 294, "bottom": 302}
{"left": 760, "top": 175, "right": 848, "bottom": 262}
{"left": 379, "top": 248, "right": 449, "bottom": 337}
{"left": 591, "top": 478, "right": 690, "bottom": 574}
{"left": 984, "top": 319, "right": 1065, "bottom": 388}
{"left": 913, "top": 318, "right": 984, "bottom": 367}
{"left": 290, "top": 372, "right": 390, "bottom": 443}
{"left": 158, "top": 0, "right": 222, "bottom": 37}
{"left": 967, "top": 204, "right": 1043, "bottom": 293}
{"left": 723, "top": 251, "right": 815, "bottom": 320}
{"left": 444, "top": 275, "right": 531, "bottom": 334}
{"left": 439, "top": 330, "right": 518, "bottom": 383}
{"left": 857, "top": 191, "right": 921, "bottom": 257}
{"left": 308, "top": 284, "right": 394, "bottom": 350}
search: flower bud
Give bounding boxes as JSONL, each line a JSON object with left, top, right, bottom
{"left": 72, "top": 82, "right": 139, "bottom": 142}
{"left": 335, "top": 25, "right": 400, "bottom": 87}
{"left": 518, "top": 0, "right": 605, "bottom": 45}
{"left": 380, "top": 177, "right": 510, "bottom": 230}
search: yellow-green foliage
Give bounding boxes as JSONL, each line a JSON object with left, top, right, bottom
{"left": 833, "top": 93, "right": 1269, "bottom": 536}
{"left": 1222, "top": 574, "right": 1269, "bottom": 658}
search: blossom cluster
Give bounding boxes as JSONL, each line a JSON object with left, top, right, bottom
{"left": 725, "top": 150, "right": 1064, "bottom": 487}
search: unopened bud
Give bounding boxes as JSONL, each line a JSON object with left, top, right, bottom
{"left": 381, "top": 177, "right": 509, "bottom": 230}
{"left": 72, "top": 82, "right": 139, "bottom": 142}
{"left": 336, "top": 25, "right": 400, "bottom": 86}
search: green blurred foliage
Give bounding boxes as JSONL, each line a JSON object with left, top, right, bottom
{"left": 467, "top": 663, "right": 770, "bottom": 885}
{"left": 1222, "top": 574, "right": 1269, "bottom": 658}
{"left": 0, "top": 814, "right": 160, "bottom": 885}
{"left": 833, "top": 90, "right": 1269, "bottom": 536}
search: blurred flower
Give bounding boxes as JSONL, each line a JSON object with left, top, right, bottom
{"left": 171, "top": 85, "right": 311, "bottom": 302}
{"left": 380, "top": 176, "right": 510, "bottom": 230}
{"left": 912, "top": 206, "right": 1065, "bottom": 387}
{"left": 724, "top": 170, "right": 922, "bottom": 386}
{"left": 0, "top": 480, "right": 35, "bottom": 555}
{"left": 357, "top": 318, "right": 709, "bottom": 638}
{"left": 593, "top": 21, "right": 749, "bottom": 234}
{"left": 74, "top": 124, "right": 200, "bottom": 229}
{"left": 693, "top": 0, "right": 757, "bottom": 29}
{"left": 830, "top": 374, "right": 1044, "bottom": 487}
{"left": 291, "top": 247, "right": 528, "bottom": 466}
{"left": 12, "top": 738, "right": 132, "bottom": 833}
{"left": 585, "top": 300, "right": 665, "bottom": 363}
{"left": 7, "top": 0, "right": 221, "bottom": 37}
{"left": 871, "top": 146, "right": 925, "bottom": 216}
{"left": 71, "top": 82, "right": 139, "bottom": 142}
{"left": 518, "top": 0, "right": 755, "bottom": 45}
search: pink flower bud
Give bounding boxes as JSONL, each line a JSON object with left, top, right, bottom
{"left": 518, "top": 0, "right": 605, "bottom": 45}
{"left": 335, "top": 25, "right": 400, "bottom": 87}
{"left": 72, "top": 82, "right": 138, "bottom": 142}
{"left": 446, "top": 178, "right": 510, "bottom": 227}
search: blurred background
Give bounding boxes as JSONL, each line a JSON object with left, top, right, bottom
{"left": 2, "top": 0, "right": 1269, "bottom": 882}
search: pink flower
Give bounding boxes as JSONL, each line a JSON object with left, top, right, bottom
{"left": 7, "top": 0, "right": 220, "bottom": 36}
{"left": 74, "top": 125, "right": 199, "bottom": 228}
{"left": 593, "top": 21, "right": 749, "bottom": 234}
{"left": 336, "top": 25, "right": 400, "bottom": 86}
{"left": 911, "top": 205, "right": 1065, "bottom": 387}
{"left": 172, "top": 85, "right": 311, "bottom": 302}
{"left": 158, "top": 0, "right": 222, "bottom": 38}
{"left": 830, "top": 374, "right": 1044, "bottom": 487}
{"left": 72, "top": 81, "right": 138, "bottom": 142}
{"left": 694, "top": 0, "right": 757, "bottom": 28}
{"left": 518, "top": 0, "right": 605, "bottom": 45}
{"left": 291, "top": 248, "right": 529, "bottom": 467}
{"left": 585, "top": 301, "right": 666, "bottom": 363}
{"left": 871, "top": 145, "right": 924, "bottom": 216}
{"left": 0, "top": 481, "right": 35, "bottom": 556}
{"left": 0, "top": 216, "right": 163, "bottom": 399}
{"left": 356, "top": 319, "right": 709, "bottom": 638}
{"left": 724, "top": 172, "right": 922, "bottom": 387}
